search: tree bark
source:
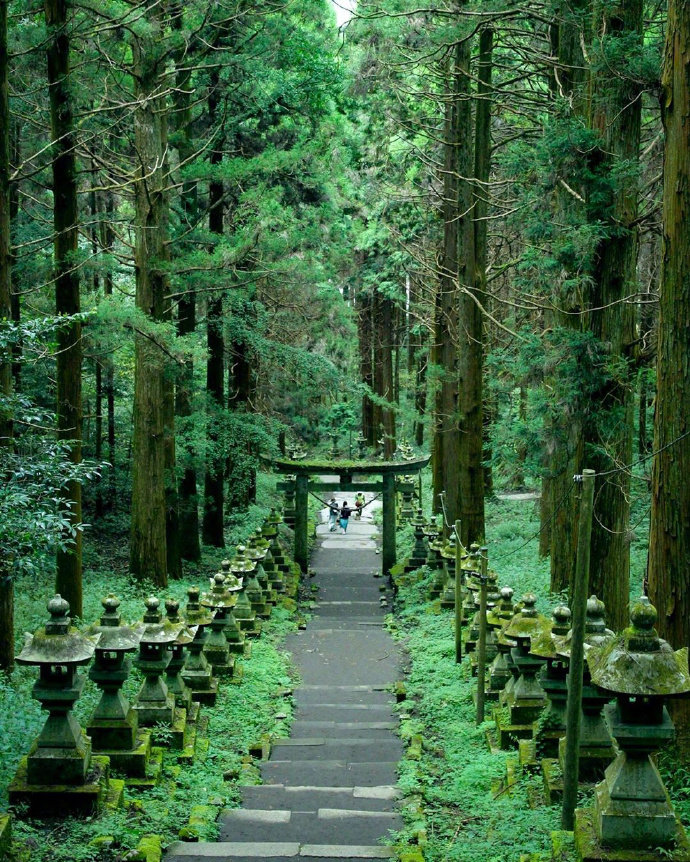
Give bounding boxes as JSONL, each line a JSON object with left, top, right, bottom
{"left": 456, "top": 28, "right": 493, "bottom": 545}
{"left": 173, "top": 6, "right": 201, "bottom": 561}
{"left": 0, "top": 0, "right": 14, "bottom": 671}
{"left": 102, "top": 187, "right": 116, "bottom": 509}
{"left": 202, "top": 70, "right": 225, "bottom": 547}
{"left": 585, "top": 0, "right": 642, "bottom": 631}
{"left": 45, "top": 0, "right": 82, "bottom": 615}
{"left": 129, "top": 9, "right": 173, "bottom": 586}
{"left": 547, "top": 0, "right": 590, "bottom": 594}
{"left": 648, "top": 0, "right": 690, "bottom": 659}
{"left": 358, "top": 286, "right": 375, "bottom": 444}
{"left": 432, "top": 54, "right": 460, "bottom": 522}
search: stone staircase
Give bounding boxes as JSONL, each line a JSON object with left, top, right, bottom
{"left": 166, "top": 502, "right": 403, "bottom": 862}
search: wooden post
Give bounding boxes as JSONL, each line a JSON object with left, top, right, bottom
{"left": 475, "top": 548, "right": 489, "bottom": 725}
{"left": 561, "top": 469, "right": 596, "bottom": 830}
{"left": 382, "top": 472, "right": 396, "bottom": 576}
{"left": 294, "top": 473, "right": 309, "bottom": 574}
{"left": 455, "top": 519, "right": 463, "bottom": 663}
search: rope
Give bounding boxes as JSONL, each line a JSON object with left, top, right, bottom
{"left": 309, "top": 490, "right": 382, "bottom": 510}
{"left": 491, "top": 480, "right": 576, "bottom": 563}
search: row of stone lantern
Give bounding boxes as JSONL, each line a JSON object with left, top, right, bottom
{"left": 8, "top": 508, "right": 302, "bottom": 819}
{"left": 394, "top": 508, "right": 690, "bottom": 861}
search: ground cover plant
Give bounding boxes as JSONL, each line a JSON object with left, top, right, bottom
{"left": 387, "top": 495, "right": 686, "bottom": 862}
{"left": 0, "top": 484, "right": 298, "bottom": 861}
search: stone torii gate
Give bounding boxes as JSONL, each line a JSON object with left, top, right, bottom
{"left": 264, "top": 456, "right": 431, "bottom": 576}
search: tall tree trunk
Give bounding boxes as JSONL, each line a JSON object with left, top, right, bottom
{"left": 456, "top": 27, "right": 493, "bottom": 544}
{"left": 585, "top": 0, "right": 642, "bottom": 632}
{"left": 172, "top": 2, "right": 200, "bottom": 562}
{"left": 358, "top": 286, "right": 375, "bottom": 444}
{"left": 648, "top": 0, "right": 690, "bottom": 743}
{"left": 101, "top": 188, "right": 116, "bottom": 509}
{"left": 548, "top": 0, "right": 590, "bottom": 594}
{"left": 456, "top": 35, "right": 483, "bottom": 546}
{"left": 432, "top": 55, "right": 460, "bottom": 521}
{"left": 227, "top": 321, "right": 255, "bottom": 509}
{"left": 379, "top": 292, "right": 396, "bottom": 457}
{"left": 91, "top": 167, "right": 104, "bottom": 519}
{"left": 0, "top": 0, "right": 14, "bottom": 670}
{"left": 202, "top": 70, "right": 225, "bottom": 547}
{"left": 9, "top": 119, "right": 18, "bottom": 389}
{"left": 129, "top": 10, "right": 172, "bottom": 587}
{"left": 45, "top": 0, "right": 82, "bottom": 615}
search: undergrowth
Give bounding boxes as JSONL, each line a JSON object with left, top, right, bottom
{"left": 388, "top": 494, "right": 689, "bottom": 860}
{"left": 1, "top": 474, "right": 300, "bottom": 861}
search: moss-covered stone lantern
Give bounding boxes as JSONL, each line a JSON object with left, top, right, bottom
{"left": 399, "top": 476, "right": 416, "bottom": 523}
{"left": 164, "top": 598, "right": 197, "bottom": 713}
{"left": 530, "top": 604, "right": 571, "bottom": 758}
{"left": 181, "top": 586, "right": 218, "bottom": 705}
{"left": 405, "top": 508, "right": 428, "bottom": 573}
{"left": 85, "top": 594, "right": 144, "bottom": 766}
{"left": 503, "top": 593, "right": 551, "bottom": 724}
{"left": 8, "top": 595, "right": 116, "bottom": 815}
{"left": 133, "top": 596, "right": 184, "bottom": 728}
{"left": 487, "top": 587, "right": 517, "bottom": 698}
{"left": 259, "top": 531, "right": 285, "bottom": 594}
{"left": 574, "top": 597, "right": 690, "bottom": 860}
{"left": 237, "top": 547, "right": 271, "bottom": 621}
{"left": 15, "top": 595, "right": 98, "bottom": 785}
{"left": 232, "top": 574, "right": 261, "bottom": 638}
{"left": 201, "top": 573, "right": 239, "bottom": 677}
{"left": 557, "top": 595, "right": 616, "bottom": 780}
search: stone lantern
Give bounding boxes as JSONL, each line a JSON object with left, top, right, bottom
{"left": 251, "top": 530, "right": 284, "bottom": 594}
{"left": 282, "top": 480, "right": 296, "bottom": 528}
{"left": 575, "top": 596, "right": 690, "bottom": 860}
{"left": 399, "top": 476, "right": 416, "bottom": 522}
{"left": 9, "top": 595, "right": 105, "bottom": 815}
{"left": 502, "top": 593, "right": 551, "bottom": 725}
{"left": 356, "top": 432, "right": 367, "bottom": 458}
{"left": 406, "top": 508, "right": 429, "bottom": 573}
{"left": 202, "top": 573, "right": 239, "bottom": 677}
{"left": 529, "top": 604, "right": 571, "bottom": 758}
{"left": 486, "top": 587, "right": 517, "bottom": 698}
{"left": 16, "top": 596, "right": 98, "bottom": 781}
{"left": 181, "top": 586, "right": 218, "bottom": 705}
{"left": 557, "top": 595, "right": 617, "bottom": 781}
{"left": 232, "top": 574, "right": 262, "bottom": 638}
{"left": 85, "top": 594, "right": 146, "bottom": 771}
{"left": 164, "top": 598, "right": 197, "bottom": 713}
{"left": 243, "top": 546, "right": 277, "bottom": 605}
{"left": 133, "top": 596, "right": 184, "bottom": 728}
{"left": 237, "top": 547, "right": 271, "bottom": 620}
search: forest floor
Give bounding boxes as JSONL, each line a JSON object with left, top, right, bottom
{"left": 0, "top": 474, "right": 679, "bottom": 862}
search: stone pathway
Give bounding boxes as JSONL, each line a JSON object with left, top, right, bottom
{"left": 166, "top": 497, "right": 403, "bottom": 861}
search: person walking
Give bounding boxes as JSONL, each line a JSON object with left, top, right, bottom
{"left": 327, "top": 497, "right": 339, "bottom": 532}
{"left": 339, "top": 501, "right": 353, "bottom": 533}
{"left": 354, "top": 492, "right": 365, "bottom": 520}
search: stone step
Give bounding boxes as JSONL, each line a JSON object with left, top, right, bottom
{"left": 218, "top": 808, "right": 401, "bottom": 843}
{"left": 239, "top": 784, "right": 399, "bottom": 812}
{"left": 289, "top": 721, "right": 397, "bottom": 739}
{"left": 261, "top": 760, "right": 399, "bottom": 788}
{"left": 166, "top": 841, "right": 394, "bottom": 860}
{"left": 294, "top": 687, "right": 395, "bottom": 707}
{"left": 292, "top": 705, "right": 395, "bottom": 724}
{"left": 269, "top": 738, "right": 403, "bottom": 762}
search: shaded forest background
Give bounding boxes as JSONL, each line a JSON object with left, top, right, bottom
{"left": 0, "top": 0, "right": 689, "bottom": 738}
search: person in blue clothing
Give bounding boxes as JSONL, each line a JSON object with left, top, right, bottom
{"left": 327, "top": 497, "right": 339, "bottom": 532}
{"left": 339, "top": 501, "right": 353, "bottom": 533}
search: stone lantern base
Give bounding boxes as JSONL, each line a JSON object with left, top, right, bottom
{"left": 9, "top": 754, "right": 123, "bottom": 817}
{"left": 575, "top": 808, "right": 690, "bottom": 862}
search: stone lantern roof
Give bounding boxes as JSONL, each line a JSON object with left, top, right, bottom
{"left": 17, "top": 595, "right": 99, "bottom": 666}
{"left": 587, "top": 596, "right": 690, "bottom": 697}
